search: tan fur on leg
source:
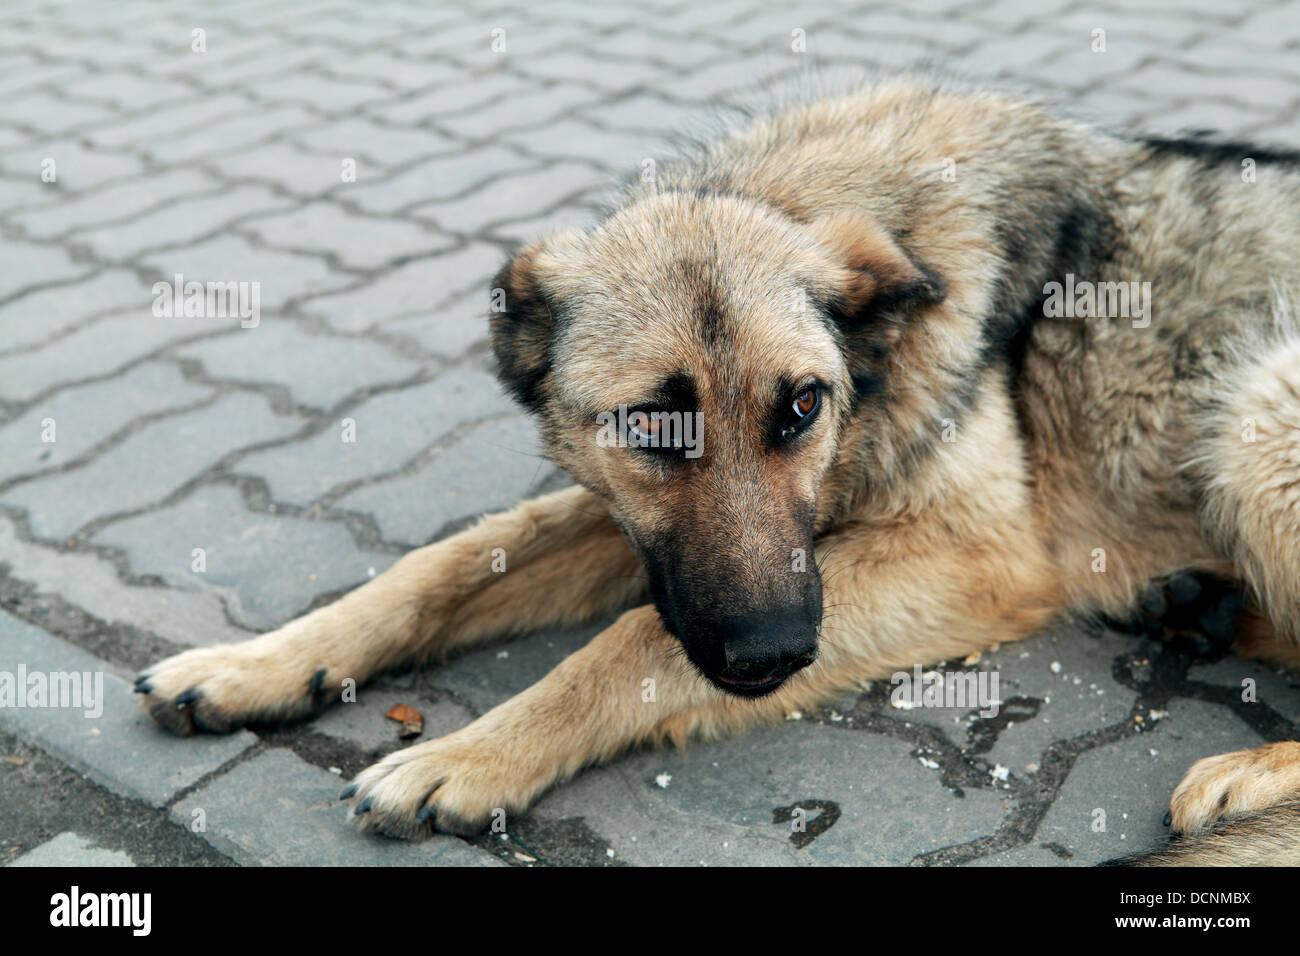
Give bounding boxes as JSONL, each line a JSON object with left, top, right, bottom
{"left": 136, "top": 485, "right": 644, "bottom": 734}
{"left": 1169, "top": 742, "right": 1300, "bottom": 834}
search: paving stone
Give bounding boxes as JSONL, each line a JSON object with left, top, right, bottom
{"left": 489, "top": 202, "right": 601, "bottom": 245}
{"left": 413, "top": 161, "right": 602, "bottom": 233}
{"left": 580, "top": 92, "right": 707, "bottom": 136}
{"left": 90, "top": 484, "right": 396, "bottom": 631}
{"left": 170, "top": 748, "right": 502, "bottom": 865}
{"left": 0, "top": 174, "right": 49, "bottom": 212}
{"left": 342, "top": 147, "right": 537, "bottom": 215}
{"left": 533, "top": 719, "right": 1010, "bottom": 866}
{"left": 300, "top": 242, "right": 504, "bottom": 331}
{"left": 0, "top": 512, "right": 252, "bottom": 650}
{"left": 400, "top": 21, "right": 567, "bottom": 69}
{"left": 73, "top": 184, "right": 294, "bottom": 260}
{"left": 312, "top": 685, "right": 475, "bottom": 754}
{"left": 336, "top": 414, "right": 543, "bottom": 545}
{"left": 978, "top": 625, "right": 1145, "bottom": 775}
{"left": 657, "top": 58, "right": 800, "bottom": 104}
{"left": 0, "top": 239, "right": 89, "bottom": 301}
{"left": 1170, "top": 43, "right": 1300, "bottom": 79}
{"left": 144, "top": 105, "right": 318, "bottom": 165}
{"left": 944, "top": 33, "right": 1075, "bottom": 83}
{"left": 963, "top": 842, "right": 1076, "bottom": 866}
{"left": 430, "top": 622, "right": 604, "bottom": 715}
{"left": 371, "top": 70, "right": 531, "bottom": 125}
{"left": 437, "top": 83, "right": 605, "bottom": 140}
{"left": 9, "top": 831, "right": 136, "bottom": 867}
{"left": 256, "top": 71, "right": 394, "bottom": 112}
{"left": 596, "top": 28, "right": 729, "bottom": 69}
{"left": 0, "top": 610, "right": 256, "bottom": 806}
{"left": 141, "top": 234, "right": 356, "bottom": 311}
{"left": 324, "top": 52, "right": 465, "bottom": 91}
{"left": 0, "top": 269, "right": 152, "bottom": 352}
{"left": 291, "top": 117, "right": 459, "bottom": 167}
{"left": 234, "top": 368, "right": 513, "bottom": 506}
{"left": 1032, "top": 698, "right": 1268, "bottom": 865}
{"left": 62, "top": 70, "right": 193, "bottom": 110}
{"left": 84, "top": 93, "right": 253, "bottom": 149}
{"left": 3, "top": 91, "right": 114, "bottom": 133}
{"left": 209, "top": 141, "right": 352, "bottom": 199}
{"left": 9, "top": 168, "right": 220, "bottom": 240}
{"left": 0, "top": 142, "right": 144, "bottom": 192}
{"left": 0, "top": 63, "right": 84, "bottom": 97}
{"left": 0, "top": 362, "right": 211, "bottom": 482}
{"left": 3, "top": 0, "right": 1300, "bottom": 870}
{"left": 505, "top": 116, "right": 666, "bottom": 171}
{"left": 0, "top": 310, "right": 230, "bottom": 403}
{"left": 177, "top": 320, "right": 422, "bottom": 411}
{"left": 383, "top": 285, "right": 494, "bottom": 356}
{"left": 1137, "top": 97, "right": 1281, "bottom": 138}
{"left": 240, "top": 201, "right": 451, "bottom": 270}
{"left": 161, "top": 38, "right": 332, "bottom": 84}
{"left": 514, "top": 1, "right": 638, "bottom": 29}
{"left": 36, "top": 33, "right": 160, "bottom": 69}
{"left": 282, "top": 13, "right": 399, "bottom": 47}
{"left": 1188, "top": 656, "right": 1300, "bottom": 726}
{"left": 3, "top": 393, "right": 301, "bottom": 539}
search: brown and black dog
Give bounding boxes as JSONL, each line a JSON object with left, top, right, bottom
{"left": 137, "top": 75, "right": 1300, "bottom": 864}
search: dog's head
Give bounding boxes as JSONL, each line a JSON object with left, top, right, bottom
{"left": 490, "top": 192, "right": 945, "bottom": 697}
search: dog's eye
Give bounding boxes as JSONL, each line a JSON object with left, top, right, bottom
{"left": 627, "top": 410, "right": 663, "bottom": 446}
{"left": 779, "top": 386, "right": 820, "bottom": 442}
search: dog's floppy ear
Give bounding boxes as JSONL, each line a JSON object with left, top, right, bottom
{"left": 489, "top": 229, "right": 585, "bottom": 410}
{"left": 806, "top": 211, "right": 946, "bottom": 322}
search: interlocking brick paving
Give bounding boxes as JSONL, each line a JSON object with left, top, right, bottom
{"left": 1, "top": 0, "right": 1297, "bottom": 867}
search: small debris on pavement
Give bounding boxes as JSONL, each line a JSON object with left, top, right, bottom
{"left": 386, "top": 703, "right": 424, "bottom": 739}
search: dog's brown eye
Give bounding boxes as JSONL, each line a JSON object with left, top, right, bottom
{"left": 779, "top": 385, "right": 821, "bottom": 442}
{"left": 628, "top": 411, "right": 661, "bottom": 439}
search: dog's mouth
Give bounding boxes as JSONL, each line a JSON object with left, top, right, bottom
{"left": 711, "top": 672, "right": 789, "bottom": 697}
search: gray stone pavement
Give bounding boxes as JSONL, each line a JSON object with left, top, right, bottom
{"left": 1, "top": 0, "right": 1298, "bottom": 867}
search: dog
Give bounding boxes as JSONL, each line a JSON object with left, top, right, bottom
{"left": 135, "top": 74, "right": 1300, "bottom": 865}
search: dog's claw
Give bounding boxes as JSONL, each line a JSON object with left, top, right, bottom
{"left": 339, "top": 784, "right": 358, "bottom": 800}
{"left": 1163, "top": 810, "right": 1173, "bottom": 827}
{"left": 416, "top": 804, "right": 436, "bottom": 824}
{"left": 134, "top": 681, "right": 152, "bottom": 694}
{"left": 354, "top": 797, "right": 373, "bottom": 815}
{"left": 175, "top": 688, "right": 200, "bottom": 708}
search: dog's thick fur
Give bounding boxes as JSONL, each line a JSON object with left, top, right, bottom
{"left": 137, "top": 75, "right": 1300, "bottom": 865}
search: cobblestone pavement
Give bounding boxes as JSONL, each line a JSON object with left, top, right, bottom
{"left": 2, "top": 0, "right": 1299, "bottom": 867}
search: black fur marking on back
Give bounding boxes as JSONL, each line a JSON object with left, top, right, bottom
{"left": 982, "top": 194, "right": 1120, "bottom": 378}
{"left": 1137, "top": 133, "right": 1300, "bottom": 167}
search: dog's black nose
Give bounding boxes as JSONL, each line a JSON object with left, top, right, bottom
{"left": 717, "top": 612, "right": 818, "bottom": 690}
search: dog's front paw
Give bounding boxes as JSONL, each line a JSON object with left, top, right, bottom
{"left": 135, "top": 643, "right": 331, "bottom": 735}
{"left": 1169, "top": 741, "right": 1300, "bottom": 833}
{"left": 342, "top": 728, "right": 551, "bottom": 838}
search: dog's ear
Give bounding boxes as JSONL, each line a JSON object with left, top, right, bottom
{"left": 806, "top": 211, "right": 946, "bottom": 322}
{"left": 489, "top": 229, "right": 585, "bottom": 410}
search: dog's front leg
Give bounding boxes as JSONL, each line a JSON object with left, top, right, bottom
{"left": 344, "top": 497, "right": 1069, "bottom": 837}
{"left": 344, "top": 603, "right": 762, "bottom": 836}
{"left": 136, "top": 485, "right": 645, "bottom": 734}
